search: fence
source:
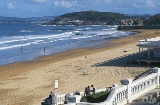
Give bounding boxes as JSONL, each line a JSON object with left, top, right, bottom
{"left": 51, "top": 67, "right": 160, "bottom": 105}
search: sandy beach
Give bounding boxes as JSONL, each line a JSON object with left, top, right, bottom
{"left": 0, "top": 29, "right": 160, "bottom": 105}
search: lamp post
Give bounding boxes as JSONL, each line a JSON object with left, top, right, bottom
{"left": 54, "top": 80, "right": 58, "bottom": 95}
{"left": 54, "top": 80, "right": 58, "bottom": 89}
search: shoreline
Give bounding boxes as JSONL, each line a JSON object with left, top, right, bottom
{"left": 0, "top": 29, "right": 160, "bottom": 105}
{"left": 0, "top": 30, "right": 137, "bottom": 67}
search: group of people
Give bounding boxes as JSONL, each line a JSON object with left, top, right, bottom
{"left": 84, "top": 85, "right": 96, "bottom": 96}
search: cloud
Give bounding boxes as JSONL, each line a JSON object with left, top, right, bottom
{"left": 53, "top": 0, "right": 77, "bottom": 8}
{"left": 133, "top": 3, "right": 141, "bottom": 8}
{"left": 145, "top": 0, "right": 155, "bottom": 8}
{"left": 104, "top": 0, "right": 112, "bottom": 3}
{"left": 5, "top": 3, "right": 15, "bottom": 10}
{"left": 26, "top": 0, "right": 50, "bottom": 4}
{"left": 53, "top": 1, "right": 59, "bottom": 6}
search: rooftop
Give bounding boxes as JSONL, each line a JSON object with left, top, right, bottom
{"left": 137, "top": 37, "right": 160, "bottom": 48}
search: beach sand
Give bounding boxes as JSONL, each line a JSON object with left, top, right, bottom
{"left": 0, "top": 29, "right": 160, "bottom": 105}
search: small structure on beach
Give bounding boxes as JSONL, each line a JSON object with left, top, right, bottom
{"left": 137, "top": 37, "right": 160, "bottom": 66}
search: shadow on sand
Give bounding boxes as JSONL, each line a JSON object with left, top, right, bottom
{"left": 92, "top": 52, "right": 160, "bottom": 68}
{"left": 92, "top": 52, "right": 160, "bottom": 80}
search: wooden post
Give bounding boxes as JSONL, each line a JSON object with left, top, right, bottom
{"left": 148, "top": 48, "right": 150, "bottom": 60}
{"left": 142, "top": 47, "right": 144, "bottom": 57}
{"left": 138, "top": 47, "right": 141, "bottom": 65}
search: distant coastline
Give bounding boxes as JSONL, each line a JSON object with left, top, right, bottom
{"left": 118, "top": 25, "right": 160, "bottom": 30}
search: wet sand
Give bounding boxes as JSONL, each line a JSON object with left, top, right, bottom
{"left": 0, "top": 29, "right": 160, "bottom": 105}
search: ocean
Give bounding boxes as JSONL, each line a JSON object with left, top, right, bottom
{"left": 0, "top": 22, "right": 136, "bottom": 65}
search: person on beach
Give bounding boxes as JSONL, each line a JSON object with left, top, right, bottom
{"left": 44, "top": 47, "right": 45, "bottom": 53}
{"left": 87, "top": 86, "right": 90, "bottom": 96}
{"left": 49, "top": 91, "right": 52, "bottom": 99}
{"left": 91, "top": 85, "right": 96, "bottom": 94}
{"left": 84, "top": 87, "right": 88, "bottom": 96}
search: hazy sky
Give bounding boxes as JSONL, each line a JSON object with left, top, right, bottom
{"left": 0, "top": 0, "right": 160, "bottom": 17}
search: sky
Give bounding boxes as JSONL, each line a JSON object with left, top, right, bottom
{"left": 0, "top": 0, "right": 160, "bottom": 18}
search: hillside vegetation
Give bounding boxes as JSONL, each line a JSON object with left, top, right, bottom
{"left": 42, "top": 11, "right": 160, "bottom": 26}
{"left": 43, "top": 11, "right": 128, "bottom": 25}
{"left": 144, "top": 14, "right": 160, "bottom": 25}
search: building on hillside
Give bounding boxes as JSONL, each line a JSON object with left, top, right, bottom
{"left": 67, "top": 20, "right": 83, "bottom": 25}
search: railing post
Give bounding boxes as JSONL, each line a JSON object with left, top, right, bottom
{"left": 157, "top": 68, "right": 160, "bottom": 88}
{"left": 120, "top": 79, "right": 133, "bottom": 103}
{"left": 152, "top": 67, "right": 160, "bottom": 88}
{"left": 51, "top": 93, "right": 58, "bottom": 105}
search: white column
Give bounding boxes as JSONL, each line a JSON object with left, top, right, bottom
{"left": 152, "top": 67, "right": 160, "bottom": 88}
{"left": 52, "top": 80, "right": 58, "bottom": 105}
{"left": 120, "top": 79, "right": 133, "bottom": 103}
{"left": 157, "top": 68, "right": 160, "bottom": 87}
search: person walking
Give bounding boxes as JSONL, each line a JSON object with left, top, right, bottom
{"left": 87, "top": 86, "right": 90, "bottom": 96}
{"left": 84, "top": 87, "right": 88, "bottom": 96}
{"left": 91, "top": 85, "right": 96, "bottom": 94}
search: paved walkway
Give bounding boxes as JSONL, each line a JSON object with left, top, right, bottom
{"left": 126, "top": 88, "right": 160, "bottom": 105}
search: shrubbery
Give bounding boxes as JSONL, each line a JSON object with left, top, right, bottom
{"left": 80, "top": 90, "right": 110, "bottom": 103}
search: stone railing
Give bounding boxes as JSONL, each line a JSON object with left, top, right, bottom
{"left": 55, "top": 92, "right": 85, "bottom": 105}
{"left": 51, "top": 67, "right": 160, "bottom": 105}
{"left": 56, "top": 89, "right": 108, "bottom": 105}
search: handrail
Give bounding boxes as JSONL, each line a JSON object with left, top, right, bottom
{"left": 131, "top": 73, "right": 156, "bottom": 86}
{"left": 103, "top": 85, "right": 127, "bottom": 105}
{"left": 53, "top": 68, "right": 160, "bottom": 105}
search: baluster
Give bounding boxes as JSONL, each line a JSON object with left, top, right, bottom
{"left": 132, "top": 87, "right": 134, "bottom": 95}
{"left": 136, "top": 85, "right": 138, "bottom": 93}
{"left": 143, "top": 82, "right": 145, "bottom": 89}
{"left": 140, "top": 84, "right": 142, "bottom": 91}
{"left": 138, "top": 85, "right": 140, "bottom": 92}
{"left": 117, "top": 93, "right": 119, "bottom": 103}
{"left": 144, "top": 81, "right": 147, "bottom": 88}
{"left": 148, "top": 80, "right": 150, "bottom": 86}
{"left": 131, "top": 88, "right": 133, "bottom": 95}
{"left": 115, "top": 95, "right": 117, "bottom": 104}
{"left": 120, "top": 92, "right": 122, "bottom": 101}
{"left": 123, "top": 91, "right": 125, "bottom": 99}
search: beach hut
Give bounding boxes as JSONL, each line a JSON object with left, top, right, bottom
{"left": 137, "top": 37, "right": 160, "bottom": 66}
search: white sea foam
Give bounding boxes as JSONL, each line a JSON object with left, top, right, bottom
{"left": 0, "top": 32, "right": 73, "bottom": 50}
{"left": 0, "top": 43, "right": 31, "bottom": 50}
{"left": 72, "top": 35, "right": 92, "bottom": 39}
{"left": 20, "top": 30, "right": 33, "bottom": 33}
{"left": 0, "top": 40, "right": 21, "bottom": 44}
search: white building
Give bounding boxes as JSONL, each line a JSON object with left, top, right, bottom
{"left": 137, "top": 37, "right": 160, "bottom": 66}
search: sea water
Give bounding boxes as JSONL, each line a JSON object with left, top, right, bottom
{"left": 0, "top": 22, "right": 136, "bottom": 65}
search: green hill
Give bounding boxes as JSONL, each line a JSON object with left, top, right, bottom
{"left": 43, "top": 11, "right": 129, "bottom": 25}
{"left": 145, "top": 13, "right": 160, "bottom": 25}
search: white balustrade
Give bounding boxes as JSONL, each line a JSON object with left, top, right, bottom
{"left": 57, "top": 94, "right": 66, "bottom": 104}
{"left": 51, "top": 67, "right": 160, "bottom": 105}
